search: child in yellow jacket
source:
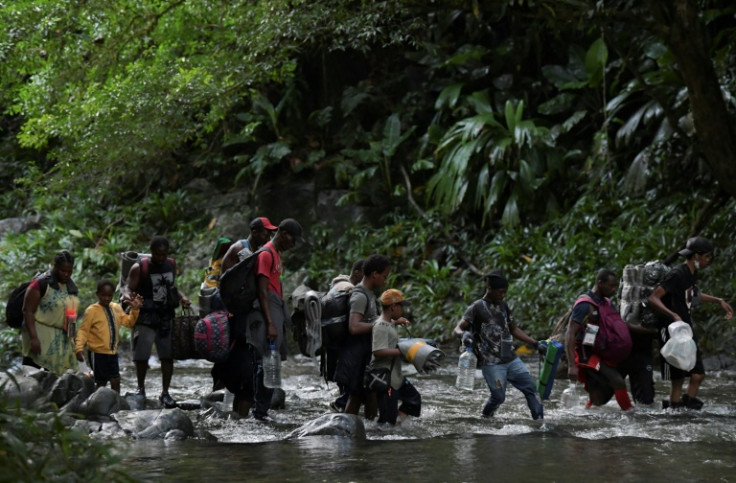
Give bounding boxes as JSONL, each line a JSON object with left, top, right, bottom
{"left": 75, "top": 279, "right": 143, "bottom": 393}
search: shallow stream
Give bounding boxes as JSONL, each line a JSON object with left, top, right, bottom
{"left": 120, "top": 349, "right": 736, "bottom": 482}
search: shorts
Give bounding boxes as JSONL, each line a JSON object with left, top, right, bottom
{"left": 89, "top": 352, "right": 120, "bottom": 384}
{"left": 661, "top": 346, "right": 704, "bottom": 380}
{"left": 132, "top": 324, "right": 173, "bottom": 361}
{"left": 582, "top": 367, "right": 615, "bottom": 403}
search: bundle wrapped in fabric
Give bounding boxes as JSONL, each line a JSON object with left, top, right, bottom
{"left": 398, "top": 338, "right": 445, "bottom": 373}
{"left": 620, "top": 261, "right": 670, "bottom": 328}
{"left": 288, "top": 284, "right": 323, "bottom": 357}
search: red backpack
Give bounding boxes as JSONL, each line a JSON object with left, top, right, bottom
{"left": 574, "top": 295, "right": 633, "bottom": 363}
{"left": 194, "top": 310, "right": 233, "bottom": 363}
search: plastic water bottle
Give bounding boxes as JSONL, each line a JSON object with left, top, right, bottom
{"left": 561, "top": 382, "right": 578, "bottom": 408}
{"left": 65, "top": 309, "right": 77, "bottom": 339}
{"left": 222, "top": 391, "right": 235, "bottom": 411}
{"left": 455, "top": 346, "right": 476, "bottom": 391}
{"left": 263, "top": 343, "right": 282, "bottom": 389}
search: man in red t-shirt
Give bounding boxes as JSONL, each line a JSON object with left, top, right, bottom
{"left": 247, "top": 218, "right": 303, "bottom": 420}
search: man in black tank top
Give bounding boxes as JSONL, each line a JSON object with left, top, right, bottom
{"left": 123, "top": 236, "right": 190, "bottom": 408}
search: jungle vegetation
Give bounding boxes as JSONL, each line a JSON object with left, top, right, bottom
{"left": 1, "top": 0, "right": 735, "bottom": 351}
{"left": 2, "top": 2, "right": 735, "bottom": 475}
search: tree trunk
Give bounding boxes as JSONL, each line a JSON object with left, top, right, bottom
{"left": 650, "top": 0, "right": 736, "bottom": 197}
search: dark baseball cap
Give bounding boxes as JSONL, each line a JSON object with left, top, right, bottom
{"left": 278, "top": 218, "right": 303, "bottom": 243}
{"left": 678, "top": 236, "right": 713, "bottom": 256}
{"left": 250, "top": 217, "right": 277, "bottom": 231}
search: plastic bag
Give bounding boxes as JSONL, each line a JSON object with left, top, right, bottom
{"left": 660, "top": 321, "right": 697, "bottom": 371}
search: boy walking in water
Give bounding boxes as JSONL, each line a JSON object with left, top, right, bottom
{"left": 372, "top": 289, "right": 421, "bottom": 425}
{"left": 76, "top": 279, "right": 143, "bottom": 393}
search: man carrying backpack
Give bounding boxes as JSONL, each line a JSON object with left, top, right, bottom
{"left": 121, "top": 236, "right": 191, "bottom": 408}
{"left": 226, "top": 218, "right": 303, "bottom": 420}
{"left": 203, "top": 216, "right": 277, "bottom": 315}
{"left": 324, "top": 258, "right": 364, "bottom": 412}
{"left": 334, "top": 254, "right": 391, "bottom": 419}
{"left": 566, "top": 269, "right": 633, "bottom": 411}
{"left": 647, "top": 236, "right": 733, "bottom": 410}
{"left": 220, "top": 216, "right": 278, "bottom": 273}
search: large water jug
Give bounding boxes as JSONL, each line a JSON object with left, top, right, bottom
{"left": 455, "top": 346, "right": 476, "bottom": 391}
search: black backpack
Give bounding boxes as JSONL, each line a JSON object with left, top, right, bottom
{"left": 320, "top": 290, "right": 351, "bottom": 349}
{"left": 320, "top": 285, "right": 368, "bottom": 349}
{"left": 5, "top": 275, "right": 49, "bottom": 329}
{"left": 219, "top": 247, "right": 272, "bottom": 315}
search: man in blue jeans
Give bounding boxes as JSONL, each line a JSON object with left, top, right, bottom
{"left": 453, "top": 271, "right": 546, "bottom": 419}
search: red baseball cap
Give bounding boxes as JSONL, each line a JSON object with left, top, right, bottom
{"left": 250, "top": 217, "right": 277, "bottom": 231}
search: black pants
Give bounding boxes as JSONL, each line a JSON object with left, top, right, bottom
{"left": 619, "top": 349, "right": 655, "bottom": 405}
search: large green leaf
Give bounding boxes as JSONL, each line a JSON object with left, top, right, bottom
{"left": 435, "top": 83, "right": 464, "bottom": 110}
{"left": 501, "top": 191, "right": 520, "bottom": 226}
{"left": 585, "top": 38, "right": 608, "bottom": 88}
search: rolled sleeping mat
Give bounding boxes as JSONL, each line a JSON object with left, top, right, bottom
{"left": 398, "top": 338, "right": 445, "bottom": 373}
{"left": 117, "top": 251, "right": 150, "bottom": 293}
{"left": 302, "top": 290, "right": 323, "bottom": 357}
{"left": 536, "top": 339, "right": 563, "bottom": 401}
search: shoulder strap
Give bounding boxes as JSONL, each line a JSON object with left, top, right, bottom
{"left": 572, "top": 294, "right": 598, "bottom": 325}
{"left": 36, "top": 274, "right": 50, "bottom": 298}
{"left": 574, "top": 294, "right": 596, "bottom": 307}
{"left": 141, "top": 257, "right": 150, "bottom": 280}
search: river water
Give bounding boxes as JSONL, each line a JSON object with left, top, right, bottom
{"left": 121, "top": 349, "right": 736, "bottom": 482}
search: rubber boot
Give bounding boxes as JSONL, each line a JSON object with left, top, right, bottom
{"left": 614, "top": 389, "right": 633, "bottom": 411}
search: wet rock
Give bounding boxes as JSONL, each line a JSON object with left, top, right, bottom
{"left": 164, "top": 429, "right": 188, "bottom": 441}
{"left": 78, "top": 387, "right": 130, "bottom": 417}
{"left": 0, "top": 368, "right": 43, "bottom": 408}
{"left": 49, "top": 372, "right": 95, "bottom": 409}
{"left": 286, "top": 413, "right": 366, "bottom": 439}
{"left": 97, "top": 421, "right": 129, "bottom": 439}
{"left": 72, "top": 419, "right": 103, "bottom": 434}
{"left": 193, "top": 429, "right": 219, "bottom": 441}
{"left": 60, "top": 393, "right": 88, "bottom": 415}
{"left": 123, "top": 391, "right": 155, "bottom": 410}
{"left": 31, "top": 367, "right": 60, "bottom": 389}
{"left": 113, "top": 408, "right": 195, "bottom": 440}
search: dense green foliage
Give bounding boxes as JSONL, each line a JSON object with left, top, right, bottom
{"left": 1, "top": 1, "right": 735, "bottom": 350}
{"left": 3, "top": 5, "right": 736, "bottom": 476}
{"left": 0, "top": 397, "right": 133, "bottom": 481}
